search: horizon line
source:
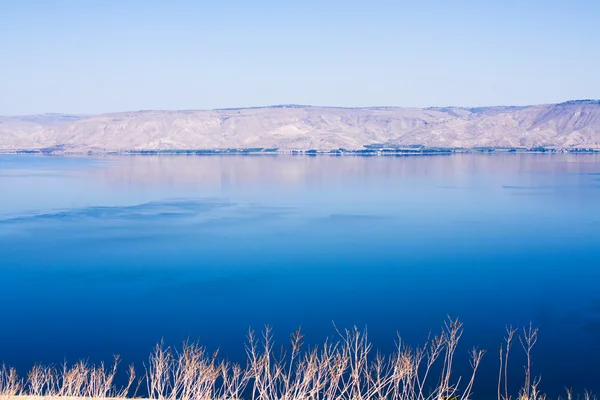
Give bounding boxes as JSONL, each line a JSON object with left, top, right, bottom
{"left": 2, "top": 99, "right": 599, "bottom": 117}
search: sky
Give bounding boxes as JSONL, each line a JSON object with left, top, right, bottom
{"left": 1, "top": 0, "right": 599, "bottom": 115}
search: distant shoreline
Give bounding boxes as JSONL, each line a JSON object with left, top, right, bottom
{"left": 1, "top": 146, "right": 599, "bottom": 156}
{"left": 2, "top": 101, "right": 600, "bottom": 155}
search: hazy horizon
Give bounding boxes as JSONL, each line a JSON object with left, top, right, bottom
{"left": 2, "top": 0, "right": 599, "bottom": 115}
{"left": 3, "top": 98, "right": 600, "bottom": 117}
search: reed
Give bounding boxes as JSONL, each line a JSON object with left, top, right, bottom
{"left": 0, "top": 320, "right": 593, "bottom": 400}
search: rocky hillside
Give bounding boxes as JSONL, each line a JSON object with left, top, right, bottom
{"left": 1, "top": 101, "right": 599, "bottom": 152}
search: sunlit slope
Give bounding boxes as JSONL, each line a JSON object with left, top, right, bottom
{"left": 2, "top": 101, "right": 599, "bottom": 152}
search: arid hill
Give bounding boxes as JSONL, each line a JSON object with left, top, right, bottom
{"left": 1, "top": 100, "right": 599, "bottom": 152}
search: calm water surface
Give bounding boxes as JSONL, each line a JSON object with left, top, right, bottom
{"left": 1, "top": 154, "right": 599, "bottom": 397}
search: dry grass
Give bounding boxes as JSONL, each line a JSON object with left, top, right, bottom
{"left": 0, "top": 319, "right": 594, "bottom": 400}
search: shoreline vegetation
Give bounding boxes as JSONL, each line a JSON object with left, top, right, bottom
{"left": 3, "top": 146, "right": 600, "bottom": 156}
{"left": 0, "top": 320, "right": 594, "bottom": 400}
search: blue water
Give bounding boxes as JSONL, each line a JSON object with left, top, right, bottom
{"left": 1, "top": 154, "right": 599, "bottom": 397}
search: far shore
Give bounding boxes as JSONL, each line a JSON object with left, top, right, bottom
{"left": 1, "top": 146, "right": 599, "bottom": 157}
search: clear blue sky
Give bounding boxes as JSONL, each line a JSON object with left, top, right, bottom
{"left": 1, "top": 0, "right": 599, "bottom": 114}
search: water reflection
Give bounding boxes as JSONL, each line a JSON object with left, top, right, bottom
{"left": 0, "top": 153, "right": 599, "bottom": 397}
{"left": 89, "top": 153, "right": 600, "bottom": 186}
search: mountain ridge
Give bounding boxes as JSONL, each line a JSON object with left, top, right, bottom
{"left": 1, "top": 100, "right": 599, "bottom": 153}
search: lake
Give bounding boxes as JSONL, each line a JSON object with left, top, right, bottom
{"left": 1, "top": 153, "right": 599, "bottom": 397}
